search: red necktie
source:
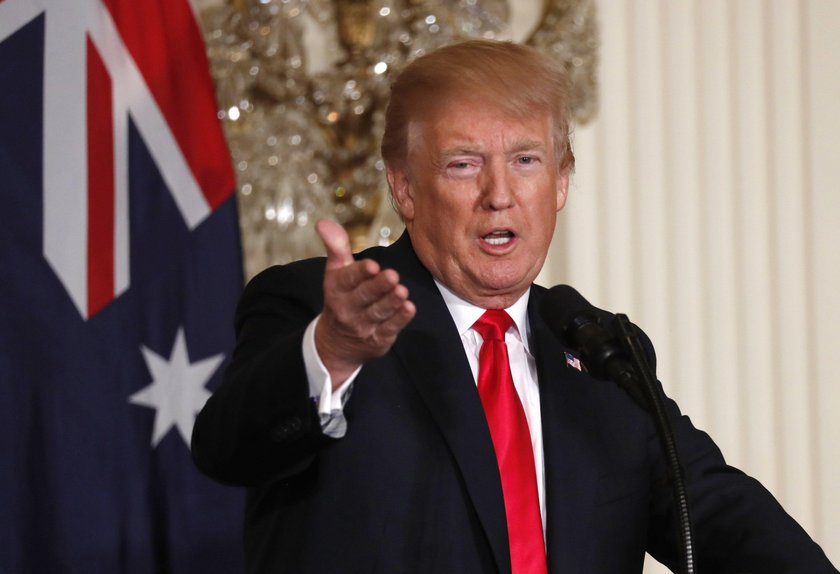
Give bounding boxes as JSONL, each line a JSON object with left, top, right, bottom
{"left": 473, "top": 309, "right": 547, "bottom": 574}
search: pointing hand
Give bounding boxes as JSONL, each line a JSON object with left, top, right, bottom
{"left": 314, "top": 220, "right": 416, "bottom": 388}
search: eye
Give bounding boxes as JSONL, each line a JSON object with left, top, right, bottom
{"left": 517, "top": 155, "right": 537, "bottom": 166}
{"left": 444, "top": 158, "right": 481, "bottom": 177}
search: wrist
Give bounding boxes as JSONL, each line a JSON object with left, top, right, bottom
{"left": 315, "top": 318, "right": 362, "bottom": 389}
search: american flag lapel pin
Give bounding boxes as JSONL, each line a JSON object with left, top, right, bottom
{"left": 564, "top": 351, "right": 584, "bottom": 372}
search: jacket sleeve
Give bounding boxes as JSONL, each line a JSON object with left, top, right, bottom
{"left": 191, "top": 259, "right": 329, "bottom": 487}
{"left": 640, "top": 371, "right": 837, "bottom": 572}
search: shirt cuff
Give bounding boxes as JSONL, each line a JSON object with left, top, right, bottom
{"left": 302, "top": 315, "right": 360, "bottom": 437}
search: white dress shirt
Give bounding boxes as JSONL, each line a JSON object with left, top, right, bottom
{"left": 434, "top": 281, "right": 545, "bottom": 529}
{"left": 302, "top": 283, "right": 546, "bottom": 527}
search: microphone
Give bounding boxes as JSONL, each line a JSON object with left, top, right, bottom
{"left": 539, "top": 285, "right": 646, "bottom": 408}
{"left": 540, "top": 284, "right": 697, "bottom": 574}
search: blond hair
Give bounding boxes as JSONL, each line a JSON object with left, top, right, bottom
{"left": 381, "top": 40, "right": 575, "bottom": 173}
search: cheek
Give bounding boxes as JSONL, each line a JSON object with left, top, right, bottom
{"left": 524, "top": 206, "right": 558, "bottom": 250}
{"left": 418, "top": 193, "right": 469, "bottom": 229}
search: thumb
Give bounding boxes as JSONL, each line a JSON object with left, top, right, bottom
{"left": 316, "top": 219, "right": 354, "bottom": 270}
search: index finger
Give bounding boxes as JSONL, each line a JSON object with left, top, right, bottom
{"left": 330, "top": 258, "right": 382, "bottom": 292}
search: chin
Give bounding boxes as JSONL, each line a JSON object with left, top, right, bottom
{"left": 476, "top": 276, "right": 529, "bottom": 298}
{"left": 479, "top": 264, "right": 535, "bottom": 288}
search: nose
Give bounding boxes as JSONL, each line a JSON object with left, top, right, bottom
{"left": 480, "top": 162, "right": 515, "bottom": 211}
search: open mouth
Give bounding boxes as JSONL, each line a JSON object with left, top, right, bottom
{"left": 482, "top": 230, "right": 515, "bottom": 246}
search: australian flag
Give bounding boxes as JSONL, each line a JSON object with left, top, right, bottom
{"left": 0, "top": 0, "right": 244, "bottom": 572}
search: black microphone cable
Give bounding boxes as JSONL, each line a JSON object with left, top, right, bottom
{"left": 611, "top": 313, "right": 695, "bottom": 574}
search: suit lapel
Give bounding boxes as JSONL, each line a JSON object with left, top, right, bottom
{"left": 381, "top": 233, "right": 512, "bottom": 574}
{"left": 528, "top": 287, "right": 600, "bottom": 574}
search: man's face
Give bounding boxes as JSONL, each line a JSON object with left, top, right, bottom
{"left": 388, "top": 98, "right": 569, "bottom": 309}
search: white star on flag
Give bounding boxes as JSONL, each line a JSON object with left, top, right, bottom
{"left": 130, "top": 327, "right": 225, "bottom": 447}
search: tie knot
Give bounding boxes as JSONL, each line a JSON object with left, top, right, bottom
{"left": 472, "top": 309, "right": 513, "bottom": 342}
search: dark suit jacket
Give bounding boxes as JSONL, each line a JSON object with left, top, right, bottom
{"left": 192, "top": 232, "right": 836, "bottom": 574}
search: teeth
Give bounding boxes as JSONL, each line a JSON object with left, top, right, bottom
{"left": 484, "top": 231, "right": 513, "bottom": 246}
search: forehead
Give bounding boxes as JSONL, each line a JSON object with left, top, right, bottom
{"left": 406, "top": 98, "right": 554, "bottom": 156}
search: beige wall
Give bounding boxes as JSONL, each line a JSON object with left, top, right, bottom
{"left": 537, "top": 1, "right": 840, "bottom": 570}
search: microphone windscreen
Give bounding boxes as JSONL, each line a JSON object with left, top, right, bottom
{"left": 539, "top": 285, "right": 597, "bottom": 342}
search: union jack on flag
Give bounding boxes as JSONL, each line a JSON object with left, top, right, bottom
{"left": 0, "top": 0, "right": 244, "bottom": 572}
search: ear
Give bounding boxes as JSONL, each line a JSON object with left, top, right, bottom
{"left": 387, "top": 164, "right": 416, "bottom": 222}
{"left": 555, "top": 167, "right": 570, "bottom": 211}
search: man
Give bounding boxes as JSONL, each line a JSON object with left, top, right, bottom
{"left": 192, "top": 41, "right": 836, "bottom": 573}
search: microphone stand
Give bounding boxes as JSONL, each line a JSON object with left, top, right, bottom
{"left": 612, "top": 314, "right": 696, "bottom": 574}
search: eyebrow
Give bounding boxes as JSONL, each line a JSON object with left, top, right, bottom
{"left": 508, "top": 139, "right": 546, "bottom": 154}
{"left": 439, "top": 139, "right": 547, "bottom": 159}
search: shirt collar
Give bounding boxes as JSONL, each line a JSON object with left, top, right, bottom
{"left": 433, "top": 279, "right": 531, "bottom": 352}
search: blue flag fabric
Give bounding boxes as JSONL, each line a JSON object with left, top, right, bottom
{"left": 0, "top": 5, "right": 244, "bottom": 574}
